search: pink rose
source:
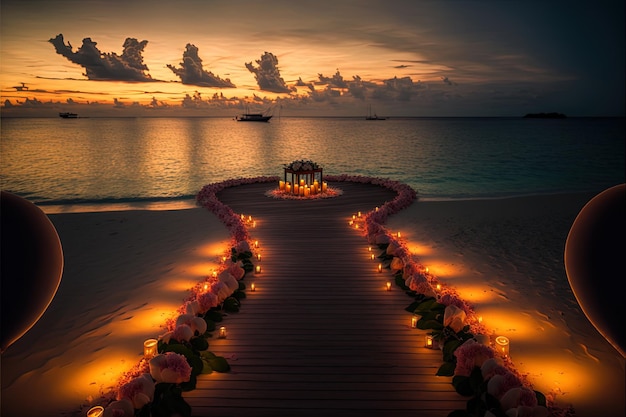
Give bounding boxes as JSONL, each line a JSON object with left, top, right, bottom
{"left": 117, "top": 373, "right": 155, "bottom": 409}
{"left": 487, "top": 372, "right": 522, "bottom": 399}
{"left": 197, "top": 291, "right": 218, "bottom": 313}
{"left": 103, "top": 398, "right": 134, "bottom": 417}
{"left": 390, "top": 257, "right": 404, "bottom": 272}
{"left": 171, "top": 324, "right": 193, "bottom": 342}
{"left": 149, "top": 352, "right": 192, "bottom": 384}
{"left": 226, "top": 261, "right": 245, "bottom": 280}
{"left": 480, "top": 357, "right": 507, "bottom": 380}
{"left": 453, "top": 339, "right": 494, "bottom": 377}
{"left": 443, "top": 304, "right": 466, "bottom": 333}
{"left": 499, "top": 387, "right": 538, "bottom": 411}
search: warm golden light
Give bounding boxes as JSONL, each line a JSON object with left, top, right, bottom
{"left": 86, "top": 406, "right": 104, "bottom": 417}
{"left": 386, "top": 281, "right": 392, "bottom": 291}
{"left": 255, "top": 265, "right": 261, "bottom": 274}
{"left": 495, "top": 336, "right": 510, "bottom": 357}
{"left": 143, "top": 339, "right": 158, "bottom": 359}
{"left": 256, "top": 253, "right": 261, "bottom": 261}
{"left": 425, "top": 335, "right": 434, "bottom": 348}
{"left": 254, "top": 240, "right": 259, "bottom": 248}
{"left": 397, "top": 231, "right": 401, "bottom": 238}
{"left": 378, "top": 263, "right": 382, "bottom": 273}
{"left": 250, "top": 283, "right": 256, "bottom": 291}
{"left": 218, "top": 326, "right": 227, "bottom": 338}
{"left": 411, "top": 316, "right": 418, "bottom": 328}
{"left": 368, "top": 246, "right": 372, "bottom": 252}
{"left": 370, "top": 253, "right": 375, "bottom": 260}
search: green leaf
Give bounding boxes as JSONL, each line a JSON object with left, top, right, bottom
{"left": 203, "top": 318, "right": 216, "bottom": 332}
{"left": 452, "top": 375, "right": 473, "bottom": 396}
{"left": 190, "top": 336, "right": 209, "bottom": 352}
{"left": 395, "top": 275, "right": 409, "bottom": 290}
{"left": 208, "top": 356, "right": 230, "bottom": 372}
{"left": 535, "top": 390, "right": 547, "bottom": 407}
{"left": 179, "top": 373, "right": 197, "bottom": 391}
{"left": 223, "top": 296, "right": 240, "bottom": 312}
{"left": 417, "top": 318, "right": 444, "bottom": 330}
{"left": 204, "top": 310, "right": 223, "bottom": 322}
{"left": 151, "top": 383, "right": 192, "bottom": 417}
{"left": 404, "top": 301, "right": 421, "bottom": 313}
{"left": 233, "top": 289, "right": 246, "bottom": 300}
{"left": 436, "top": 361, "right": 456, "bottom": 376}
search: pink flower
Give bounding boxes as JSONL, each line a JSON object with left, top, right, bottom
{"left": 197, "top": 291, "right": 218, "bottom": 313}
{"left": 235, "top": 240, "right": 251, "bottom": 254}
{"left": 185, "top": 300, "right": 200, "bottom": 316}
{"left": 390, "top": 257, "right": 404, "bottom": 272}
{"left": 103, "top": 398, "right": 134, "bottom": 417}
{"left": 210, "top": 281, "right": 232, "bottom": 302}
{"left": 453, "top": 339, "right": 494, "bottom": 377}
{"left": 374, "top": 233, "right": 390, "bottom": 245}
{"left": 117, "top": 373, "right": 155, "bottom": 409}
{"left": 487, "top": 372, "right": 523, "bottom": 399}
{"left": 175, "top": 314, "right": 207, "bottom": 335}
{"left": 226, "top": 261, "right": 245, "bottom": 280}
{"left": 171, "top": 324, "right": 193, "bottom": 342}
{"left": 480, "top": 357, "right": 508, "bottom": 380}
{"left": 149, "top": 352, "right": 192, "bottom": 384}
{"left": 218, "top": 270, "right": 239, "bottom": 292}
{"left": 499, "top": 387, "right": 539, "bottom": 411}
{"left": 443, "top": 304, "right": 466, "bottom": 333}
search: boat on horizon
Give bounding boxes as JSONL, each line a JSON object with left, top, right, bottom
{"left": 59, "top": 112, "right": 78, "bottom": 119}
{"left": 365, "top": 105, "right": 386, "bottom": 120}
{"left": 236, "top": 113, "right": 272, "bottom": 122}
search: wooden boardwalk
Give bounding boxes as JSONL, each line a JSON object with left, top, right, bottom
{"left": 185, "top": 182, "right": 466, "bottom": 417}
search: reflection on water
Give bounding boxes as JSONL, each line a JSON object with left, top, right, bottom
{"left": 1, "top": 117, "right": 624, "bottom": 206}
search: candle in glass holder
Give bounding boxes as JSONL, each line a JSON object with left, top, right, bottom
{"left": 397, "top": 231, "right": 401, "bottom": 238}
{"left": 203, "top": 283, "right": 209, "bottom": 291}
{"left": 286, "top": 183, "right": 291, "bottom": 193}
{"left": 250, "top": 283, "right": 256, "bottom": 292}
{"left": 368, "top": 246, "right": 372, "bottom": 252}
{"left": 436, "top": 283, "right": 441, "bottom": 291}
{"left": 222, "top": 256, "right": 227, "bottom": 263}
{"left": 411, "top": 316, "right": 418, "bottom": 328}
{"left": 300, "top": 179, "right": 305, "bottom": 187}
{"left": 212, "top": 270, "right": 217, "bottom": 278}
{"left": 256, "top": 253, "right": 261, "bottom": 261}
{"left": 425, "top": 335, "right": 435, "bottom": 348}
{"left": 386, "top": 281, "right": 392, "bottom": 291}
{"left": 252, "top": 220, "right": 256, "bottom": 228}
{"left": 378, "top": 263, "right": 382, "bottom": 273}
{"left": 143, "top": 339, "right": 158, "bottom": 359}
{"left": 495, "top": 336, "right": 510, "bottom": 357}
{"left": 254, "top": 240, "right": 259, "bottom": 248}
{"left": 322, "top": 182, "right": 328, "bottom": 192}
{"left": 370, "top": 253, "right": 375, "bottom": 260}
{"left": 86, "top": 406, "right": 104, "bottom": 417}
{"left": 279, "top": 180, "right": 285, "bottom": 190}
{"left": 255, "top": 265, "right": 262, "bottom": 274}
{"left": 218, "top": 326, "right": 227, "bottom": 338}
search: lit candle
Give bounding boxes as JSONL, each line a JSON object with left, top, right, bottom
{"left": 218, "top": 326, "right": 227, "bottom": 338}
{"left": 425, "top": 335, "right": 434, "bottom": 348}
{"left": 286, "top": 183, "right": 291, "bottom": 193}
{"left": 203, "top": 283, "right": 209, "bottom": 291}
{"left": 222, "top": 256, "right": 227, "bottom": 262}
{"left": 354, "top": 224, "right": 359, "bottom": 229}
{"left": 300, "top": 179, "right": 305, "bottom": 187}
{"left": 425, "top": 267, "right": 429, "bottom": 273}
{"left": 255, "top": 265, "right": 262, "bottom": 274}
{"left": 254, "top": 240, "right": 259, "bottom": 248}
{"left": 279, "top": 180, "right": 285, "bottom": 190}
{"left": 352, "top": 214, "right": 356, "bottom": 220}
{"left": 357, "top": 211, "right": 361, "bottom": 217}
{"left": 375, "top": 206, "right": 379, "bottom": 211}
{"left": 86, "top": 406, "right": 104, "bottom": 417}
{"left": 436, "top": 283, "right": 441, "bottom": 291}
{"left": 240, "top": 214, "right": 245, "bottom": 220}
{"left": 299, "top": 186, "right": 304, "bottom": 196}
{"left": 322, "top": 182, "right": 328, "bottom": 192}
{"left": 397, "top": 231, "right": 401, "bottom": 238}
{"left": 143, "top": 339, "right": 158, "bottom": 359}
{"left": 294, "top": 184, "right": 299, "bottom": 195}
{"left": 256, "top": 253, "right": 261, "bottom": 261}
{"left": 252, "top": 220, "right": 256, "bottom": 228}
{"left": 304, "top": 187, "right": 310, "bottom": 197}
{"left": 478, "top": 316, "right": 483, "bottom": 324}
{"left": 368, "top": 246, "right": 372, "bottom": 252}
{"left": 411, "top": 316, "right": 418, "bottom": 328}
{"left": 212, "top": 270, "right": 217, "bottom": 278}
{"left": 250, "top": 283, "right": 256, "bottom": 292}
{"left": 386, "top": 281, "right": 392, "bottom": 291}
{"left": 349, "top": 220, "right": 354, "bottom": 226}
{"left": 248, "top": 215, "right": 252, "bottom": 222}
{"left": 495, "top": 336, "right": 510, "bottom": 357}
{"left": 370, "top": 253, "right": 375, "bottom": 260}
{"left": 378, "top": 263, "right": 382, "bottom": 273}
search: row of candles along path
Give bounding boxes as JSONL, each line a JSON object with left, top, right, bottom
{"left": 349, "top": 210, "right": 512, "bottom": 357}
{"left": 278, "top": 179, "right": 328, "bottom": 196}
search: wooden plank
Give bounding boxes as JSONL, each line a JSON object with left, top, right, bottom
{"left": 184, "top": 182, "right": 465, "bottom": 417}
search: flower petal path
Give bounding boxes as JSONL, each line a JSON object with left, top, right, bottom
{"left": 186, "top": 180, "right": 466, "bottom": 417}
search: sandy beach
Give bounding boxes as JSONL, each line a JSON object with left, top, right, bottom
{"left": 1, "top": 186, "right": 624, "bottom": 417}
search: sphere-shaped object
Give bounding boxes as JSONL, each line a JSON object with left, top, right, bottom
{"left": 564, "top": 184, "right": 625, "bottom": 357}
{"left": 1, "top": 191, "right": 64, "bottom": 352}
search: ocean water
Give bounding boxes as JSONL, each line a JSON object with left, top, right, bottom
{"left": 1, "top": 116, "right": 624, "bottom": 212}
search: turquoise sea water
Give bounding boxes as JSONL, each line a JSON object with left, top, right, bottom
{"left": 1, "top": 117, "right": 624, "bottom": 211}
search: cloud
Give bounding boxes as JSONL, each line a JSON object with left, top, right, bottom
{"left": 245, "top": 52, "right": 295, "bottom": 93}
{"left": 167, "top": 44, "right": 236, "bottom": 88}
{"left": 316, "top": 70, "right": 348, "bottom": 88}
{"left": 48, "top": 34, "right": 153, "bottom": 82}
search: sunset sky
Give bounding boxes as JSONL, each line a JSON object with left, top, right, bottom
{"left": 1, "top": 0, "right": 624, "bottom": 117}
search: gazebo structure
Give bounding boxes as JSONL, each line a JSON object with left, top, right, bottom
{"left": 279, "top": 160, "right": 327, "bottom": 196}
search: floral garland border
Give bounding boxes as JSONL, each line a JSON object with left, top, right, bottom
{"left": 86, "top": 174, "right": 574, "bottom": 417}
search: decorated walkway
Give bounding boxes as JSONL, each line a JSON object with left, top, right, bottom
{"left": 184, "top": 182, "right": 466, "bottom": 417}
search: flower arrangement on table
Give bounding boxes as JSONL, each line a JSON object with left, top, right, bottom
{"left": 268, "top": 159, "right": 344, "bottom": 199}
